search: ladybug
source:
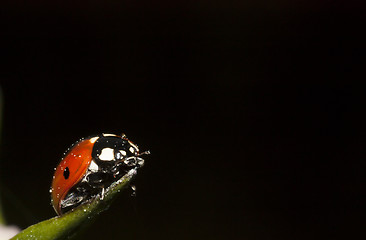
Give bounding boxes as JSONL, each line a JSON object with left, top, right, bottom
{"left": 50, "top": 133, "right": 148, "bottom": 215}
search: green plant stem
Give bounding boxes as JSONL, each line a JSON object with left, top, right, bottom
{"left": 11, "top": 169, "right": 136, "bottom": 240}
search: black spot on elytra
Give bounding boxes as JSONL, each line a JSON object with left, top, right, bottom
{"left": 63, "top": 167, "right": 70, "bottom": 179}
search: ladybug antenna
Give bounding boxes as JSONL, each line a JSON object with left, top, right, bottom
{"left": 137, "top": 150, "right": 150, "bottom": 156}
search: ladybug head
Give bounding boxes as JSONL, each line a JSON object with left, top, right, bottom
{"left": 91, "top": 134, "right": 149, "bottom": 170}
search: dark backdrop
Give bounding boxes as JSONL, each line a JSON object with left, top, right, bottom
{"left": 0, "top": 1, "right": 365, "bottom": 240}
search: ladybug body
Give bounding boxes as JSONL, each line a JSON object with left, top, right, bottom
{"left": 51, "top": 133, "right": 146, "bottom": 215}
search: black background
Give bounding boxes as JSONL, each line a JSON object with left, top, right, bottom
{"left": 0, "top": 1, "right": 365, "bottom": 240}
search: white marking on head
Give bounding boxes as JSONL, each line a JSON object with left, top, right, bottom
{"left": 120, "top": 150, "right": 127, "bottom": 156}
{"left": 129, "top": 147, "right": 135, "bottom": 153}
{"left": 89, "top": 160, "right": 99, "bottom": 172}
{"left": 89, "top": 137, "right": 99, "bottom": 143}
{"left": 99, "top": 148, "right": 115, "bottom": 161}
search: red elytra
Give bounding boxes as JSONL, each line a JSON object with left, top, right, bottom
{"left": 51, "top": 139, "right": 94, "bottom": 215}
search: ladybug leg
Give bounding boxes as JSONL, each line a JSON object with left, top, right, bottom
{"left": 124, "top": 156, "right": 137, "bottom": 166}
{"left": 86, "top": 172, "right": 111, "bottom": 188}
{"left": 130, "top": 185, "right": 136, "bottom": 197}
{"left": 125, "top": 156, "right": 145, "bottom": 168}
{"left": 60, "top": 185, "right": 90, "bottom": 214}
{"left": 136, "top": 157, "right": 145, "bottom": 167}
{"left": 135, "top": 150, "right": 149, "bottom": 167}
{"left": 100, "top": 187, "right": 105, "bottom": 200}
{"left": 111, "top": 161, "right": 137, "bottom": 179}
{"left": 111, "top": 162, "right": 123, "bottom": 176}
{"left": 61, "top": 191, "right": 85, "bottom": 209}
